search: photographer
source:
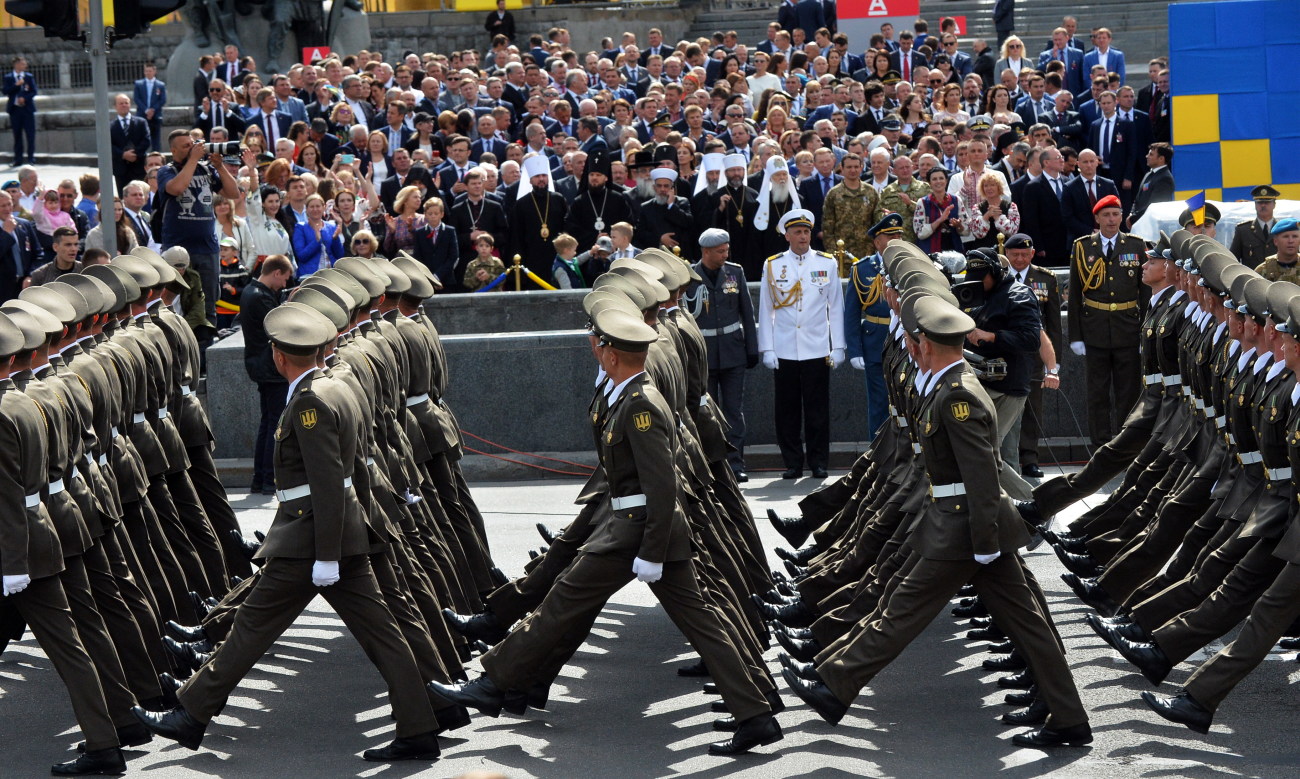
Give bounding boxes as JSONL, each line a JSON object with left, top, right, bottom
{"left": 156, "top": 128, "right": 241, "bottom": 331}
{"left": 960, "top": 247, "right": 1041, "bottom": 500}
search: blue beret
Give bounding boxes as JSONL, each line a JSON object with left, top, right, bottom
{"left": 1272, "top": 218, "right": 1299, "bottom": 235}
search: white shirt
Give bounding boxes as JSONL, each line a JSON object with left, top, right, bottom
{"left": 606, "top": 371, "right": 645, "bottom": 406}
{"left": 757, "top": 248, "right": 845, "bottom": 360}
{"left": 925, "top": 358, "right": 965, "bottom": 395}
{"left": 286, "top": 367, "right": 318, "bottom": 399}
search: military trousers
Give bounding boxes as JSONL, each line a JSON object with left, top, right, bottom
{"left": 859, "top": 359, "right": 888, "bottom": 442}
{"left": 708, "top": 365, "right": 748, "bottom": 471}
{"left": 1083, "top": 345, "right": 1142, "bottom": 445}
{"left": 773, "top": 357, "right": 831, "bottom": 471}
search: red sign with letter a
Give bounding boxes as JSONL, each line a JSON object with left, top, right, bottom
{"left": 839, "top": 0, "right": 921, "bottom": 19}
{"left": 302, "top": 46, "right": 332, "bottom": 66}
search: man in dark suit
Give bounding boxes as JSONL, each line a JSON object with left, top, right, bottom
{"left": 1016, "top": 147, "right": 1070, "bottom": 267}
{"left": 1127, "top": 143, "right": 1174, "bottom": 229}
{"left": 1087, "top": 93, "right": 1137, "bottom": 205}
{"left": 134, "top": 62, "right": 167, "bottom": 153}
{"left": 640, "top": 29, "right": 672, "bottom": 65}
{"left": 192, "top": 56, "right": 216, "bottom": 112}
{"left": 484, "top": 0, "right": 515, "bottom": 43}
{"left": 308, "top": 119, "right": 340, "bottom": 167}
{"left": 194, "top": 83, "right": 247, "bottom": 140}
{"left": 1015, "top": 74, "right": 1053, "bottom": 127}
{"left": 4, "top": 56, "right": 38, "bottom": 165}
{"left": 375, "top": 101, "right": 414, "bottom": 152}
{"left": 971, "top": 39, "right": 997, "bottom": 86}
{"left": 218, "top": 45, "right": 248, "bottom": 89}
{"left": 1115, "top": 85, "right": 1153, "bottom": 182}
{"left": 889, "top": 33, "right": 927, "bottom": 83}
{"left": 111, "top": 94, "right": 151, "bottom": 195}
{"left": 993, "top": 0, "right": 1015, "bottom": 46}
{"left": 1044, "top": 92, "right": 1085, "bottom": 150}
{"left": 0, "top": 190, "right": 41, "bottom": 301}
{"left": 248, "top": 88, "right": 293, "bottom": 148}
{"left": 1038, "top": 28, "right": 1086, "bottom": 96}
{"left": 1134, "top": 59, "right": 1165, "bottom": 113}
{"left": 795, "top": 148, "right": 841, "bottom": 250}
{"left": 448, "top": 167, "right": 509, "bottom": 279}
{"left": 1061, "top": 149, "right": 1119, "bottom": 244}
{"left": 379, "top": 149, "right": 416, "bottom": 214}
{"left": 576, "top": 117, "right": 608, "bottom": 156}
{"left": 435, "top": 135, "right": 475, "bottom": 204}
{"left": 271, "top": 74, "right": 308, "bottom": 124}
{"left": 793, "top": 0, "right": 826, "bottom": 40}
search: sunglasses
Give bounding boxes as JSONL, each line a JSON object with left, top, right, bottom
{"left": 1008, "top": 44, "right": 1023, "bottom": 49}
{"left": 210, "top": 88, "right": 224, "bottom": 94}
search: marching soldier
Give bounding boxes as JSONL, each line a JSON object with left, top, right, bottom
{"left": 1254, "top": 218, "right": 1300, "bottom": 284}
{"left": 1177, "top": 201, "right": 1220, "bottom": 239}
{"left": 1229, "top": 185, "right": 1279, "bottom": 267}
{"left": 685, "top": 228, "right": 758, "bottom": 480}
{"left": 1066, "top": 194, "right": 1150, "bottom": 445}
{"left": 758, "top": 209, "right": 846, "bottom": 479}
{"left": 843, "top": 214, "right": 899, "bottom": 440}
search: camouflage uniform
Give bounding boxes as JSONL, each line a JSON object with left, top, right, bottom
{"left": 1253, "top": 255, "right": 1300, "bottom": 284}
{"left": 876, "top": 180, "right": 931, "bottom": 244}
{"left": 822, "top": 182, "right": 880, "bottom": 261}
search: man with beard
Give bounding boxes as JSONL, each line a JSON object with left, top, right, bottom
{"left": 448, "top": 168, "right": 510, "bottom": 291}
{"left": 690, "top": 152, "right": 726, "bottom": 233}
{"left": 509, "top": 155, "right": 567, "bottom": 274}
{"left": 565, "top": 150, "right": 635, "bottom": 252}
{"left": 750, "top": 156, "right": 802, "bottom": 279}
{"left": 704, "top": 153, "right": 761, "bottom": 277}
{"left": 635, "top": 168, "right": 697, "bottom": 260}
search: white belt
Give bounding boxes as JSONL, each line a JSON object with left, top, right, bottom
{"left": 1266, "top": 466, "right": 1293, "bottom": 481}
{"left": 611, "top": 494, "right": 647, "bottom": 510}
{"left": 156, "top": 407, "right": 169, "bottom": 419}
{"left": 1162, "top": 374, "right": 1182, "bottom": 386}
{"left": 131, "top": 413, "right": 146, "bottom": 424}
{"left": 1144, "top": 373, "right": 1164, "bottom": 385}
{"left": 699, "top": 395, "right": 710, "bottom": 408}
{"left": 931, "top": 482, "right": 966, "bottom": 498}
{"left": 1238, "top": 451, "right": 1263, "bottom": 465}
{"left": 179, "top": 384, "right": 194, "bottom": 397}
{"left": 1205, "top": 405, "right": 1216, "bottom": 417}
{"left": 275, "top": 477, "right": 353, "bottom": 502}
{"left": 47, "top": 479, "right": 65, "bottom": 495}
{"left": 110, "top": 425, "right": 120, "bottom": 439}
{"left": 1193, "top": 398, "right": 1205, "bottom": 410}
{"left": 1215, "top": 416, "right": 1226, "bottom": 429}
{"left": 24, "top": 492, "right": 39, "bottom": 508}
{"left": 97, "top": 453, "right": 108, "bottom": 466}
{"left": 698, "top": 322, "right": 743, "bottom": 337}
{"left": 405, "top": 393, "right": 430, "bottom": 407}
{"left": 365, "top": 456, "right": 376, "bottom": 468}
{"left": 911, "top": 442, "right": 922, "bottom": 455}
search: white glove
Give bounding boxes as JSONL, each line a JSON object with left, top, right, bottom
{"left": 850, "top": 356, "right": 865, "bottom": 370}
{"left": 1070, "top": 341, "right": 1086, "bottom": 356}
{"left": 311, "top": 560, "right": 341, "bottom": 587}
{"left": 974, "top": 551, "right": 1002, "bottom": 565}
{"left": 762, "top": 351, "right": 778, "bottom": 370}
{"left": 828, "top": 348, "right": 845, "bottom": 368}
{"left": 3, "top": 574, "right": 31, "bottom": 596}
{"left": 632, "top": 557, "right": 663, "bottom": 583}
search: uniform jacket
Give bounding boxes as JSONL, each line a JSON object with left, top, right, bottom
{"left": 1230, "top": 220, "right": 1276, "bottom": 268}
{"left": 911, "top": 363, "right": 1030, "bottom": 560}
{"left": 257, "top": 370, "right": 372, "bottom": 562}
{"left": 0, "top": 377, "right": 63, "bottom": 580}
{"left": 581, "top": 374, "right": 692, "bottom": 563}
{"left": 1015, "top": 264, "right": 1063, "bottom": 357}
{"left": 686, "top": 260, "right": 757, "bottom": 371}
{"left": 757, "top": 248, "right": 845, "bottom": 360}
{"left": 1253, "top": 255, "right": 1300, "bottom": 285}
{"left": 1066, "top": 231, "right": 1150, "bottom": 349}
{"left": 843, "top": 253, "right": 889, "bottom": 364}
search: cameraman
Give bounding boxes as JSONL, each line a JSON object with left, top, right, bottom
{"left": 961, "top": 247, "right": 1041, "bottom": 500}
{"left": 156, "top": 128, "right": 240, "bottom": 336}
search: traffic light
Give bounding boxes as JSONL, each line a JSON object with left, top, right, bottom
{"left": 4, "top": 0, "right": 81, "bottom": 41}
{"left": 112, "top": 0, "right": 186, "bottom": 40}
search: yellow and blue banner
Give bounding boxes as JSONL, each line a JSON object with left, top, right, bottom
{"left": 1184, "top": 190, "right": 1207, "bottom": 225}
{"left": 1169, "top": 0, "right": 1300, "bottom": 201}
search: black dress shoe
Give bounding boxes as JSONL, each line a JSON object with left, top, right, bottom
{"left": 775, "top": 624, "right": 815, "bottom": 641}
{"left": 678, "top": 660, "right": 710, "bottom": 677}
{"left": 997, "top": 669, "right": 1036, "bottom": 689}
{"left": 1061, "top": 573, "right": 1120, "bottom": 616}
{"left": 775, "top": 545, "right": 820, "bottom": 565}
{"left": 735, "top": 471, "right": 749, "bottom": 483}
{"left": 781, "top": 467, "right": 802, "bottom": 479}
{"left": 952, "top": 600, "right": 988, "bottom": 619}
{"left": 959, "top": 584, "right": 976, "bottom": 597}
{"left": 432, "top": 704, "right": 472, "bottom": 734}
{"left": 52, "top": 748, "right": 126, "bottom": 776}
{"left": 536, "top": 523, "right": 560, "bottom": 545}
{"left": 165, "top": 620, "right": 208, "bottom": 643}
{"left": 527, "top": 549, "right": 539, "bottom": 560}
{"left": 1011, "top": 722, "right": 1093, "bottom": 747}
{"left": 765, "top": 689, "right": 785, "bottom": 714}
{"left": 363, "top": 731, "right": 441, "bottom": 762}
{"left": 702, "top": 681, "right": 720, "bottom": 695}
{"left": 781, "top": 667, "right": 847, "bottom": 725}
{"left": 1055, "top": 548, "right": 1103, "bottom": 579}
{"left": 442, "top": 608, "right": 508, "bottom": 643}
{"left": 1085, "top": 613, "right": 1123, "bottom": 651}
{"left": 1004, "top": 685, "right": 1038, "bottom": 706}
{"left": 427, "top": 676, "right": 505, "bottom": 717}
{"left": 766, "top": 508, "right": 811, "bottom": 548}
{"left": 778, "top": 652, "right": 819, "bottom": 681}
{"left": 1107, "top": 619, "right": 1151, "bottom": 645}
{"left": 753, "top": 593, "right": 815, "bottom": 627}
{"left": 158, "top": 673, "right": 181, "bottom": 709}
{"left": 968, "top": 615, "right": 993, "bottom": 628}
{"left": 982, "top": 649, "right": 1027, "bottom": 671}
{"left": 1278, "top": 635, "right": 1300, "bottom": 650}
{"left": 188, "top": 592, "right": 212, "bottom": 620}
{"left": 774, "top": 625, "right": 823, "bottom": 661}
{"left": 76, "top": 720, "right": 152, "bottom": 753}
{"left": 711, "top": 699, "right": 729, "bottom": 713}
{"left": 163, "top": 637, "right": 211, "bottom": 675}
{"left": 811, "top": 466, "right": 828, "bottom": 478}
{"left": 712, "top": 715, "right": 741, "bottom": 732}
{"left": 229, "top": 529, "right": 261, "bottom": 561}
{"left": 1114, "top": 636, "right": 1173, "bottom": 686}
{"left": 1001, "top": 698, "right": 1049, "bottom": 725}
{"left": 1014, "top": 500, "right": 1047, "bottom": 528}
{"left": 967, "top": 625, "right": 1005, "bottom": 642}
{"left": 986, "top": 640, "right": 1015, "bottom": 654}
{"left": 502, "top": 689, "right": 529, "bottom": 716}
{"left": 1140, "top": 690, "right": 1212, "bottom": 733}
{"left": 707, "top": 712, "right": 783, "bottom": 755}
{"left": 132, "top": 705, "right": 206, "bottom": 750}
{"left": 1021, "top": 464, "right": 1044, "bottom": 478}
{"left": 489, "top": 566, "right": 509, "bottom": 588}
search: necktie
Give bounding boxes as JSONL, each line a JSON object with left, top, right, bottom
{"left": 145, "top": 81, "right": 152, "bottom": 110}
{"left": 1104, "top": 238, "right": 1113, "bottom": 258}
{"left": 1102, "top": 118, "right": 1111, "bottom": 163}
{"left": 134, "top": 212, "right": 151, "bottom": 245}
{"left": 9, "top": 229, "right": 22, "bottom": 276}
{"left": 822, "top": 176, "right": 831, "bottom": 195}
{"left": 214, "top": 109, "right": 222, "bottom": 129}
{"left": 1087, "top": 180, "right": 1096, "bottom": 205}
{"left": 902, "top": 55, "right": 910, "bottom": 83}
{"left": 120, "top": 118, "right": 128, "bottom": 133}
{"left": 1051, "top": 178, "right": 1062, "bottom": 199}
{"left": 266, "top": 115, "right": 276, "bottom": 144}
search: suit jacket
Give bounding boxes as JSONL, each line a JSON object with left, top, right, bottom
{"left": 277, "top": 95, "right": 309, "bottom": 124}
{"left": 1061, "top": 175, "right": 1119, "bottom": 244}
{"left": 192, "top": 70, "right": 212, "bottom": 109}
{"left": 1135, "top": 84, "right": 1158, "bottom": 114}
{"left": 1044, "top": 109, "right": 1085, "bottom": 149}
{"left": 889, "top": 49, "right": 927, "bottom": 78}
{"left": 1129, "top": 166, "right": 1174, "bottom": 225}
{"left": 249, "top": 110, "right": 292, "bottom": 142}
{"left": 0, "top": 218, "right": 42, "bottom": 300}
{"left": 3, "top": 71, "right": 37, "bottom": 116}
{"left": 777, "top": 3, "right": 798, "bottom": 37}
{"left": 483, "top": 10, "right": 515, "bottom": 41}
{"left": 412, "top": 221, "right": 459, "bottom": 288}
{"left": 1016, "top": 176, "right": 1070, "bottom": 267}
{"left": 1076, "top": 98, "right": 1101, "bottom": 128}
{"left": 1088, "top": 115, "right": 1138, "bottom": 184}
{"left": 793, "top": 0, "right": 826, "bottom": 38}
{"left": 1015, "top": 95, "right": 1053, "bottom": 127}
{"left": 1037, "top": 47, "right": 1086, "bottom": 95}
{"left": 133, "top": 78, "right": 166, "bottom": 119}
{"left": 469, "top": 137, "right": 507, "bottom": 163}
{"left": 194, "top": 106, "right": 247, "bottom": 139}
{"left": 796, "top": 173, "right": 842, "bottom": 240}
{"left": 639, "top": 44, "right": 673, "bottom": 66}
{"left": 447, "top": 197, "right": 509, "bottom": 262}
{"left": 110, "top": 114, "right": 151, "bottom": 188}
{"left": 947, "top": 51, "right": 974, "bottom": 78}
{"left": 577, "top": 134, "right": 608, "bottom": 155}
{"left": 972, "top": 50, "right": 997, "bottom": 87}
{"left": 378, "top": 172, "right": 415, "bottom": 214}
{"left": 993, "top": 0, "right": 1015, "bottom": 30}
{"left": 1083, "top": 47, "right": 1126, "bottom": 84}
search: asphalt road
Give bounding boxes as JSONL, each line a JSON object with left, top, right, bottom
{"left": 4, "top": 468, "right": 1300, "bottom": 778}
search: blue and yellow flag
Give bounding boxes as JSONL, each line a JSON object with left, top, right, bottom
{"left": 1185, "top": 191, "right": 1207, "bottom": 226}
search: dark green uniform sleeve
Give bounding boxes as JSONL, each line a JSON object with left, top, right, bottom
{"left": 940, "top": 387, "right": 1003, "bottom": 556}
{"left": 292, "top": 391, "right": 347, "bottom": 562}
{"left": 625, "top": 393, "right": 678, "bottom": 564}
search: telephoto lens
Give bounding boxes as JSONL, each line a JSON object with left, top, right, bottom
{"left": 206, "top": 141, "right": 242, "bottom": 155}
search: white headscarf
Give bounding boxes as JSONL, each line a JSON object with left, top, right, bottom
{"left": 754, "top": 155, "right": 801, "bottom": 231}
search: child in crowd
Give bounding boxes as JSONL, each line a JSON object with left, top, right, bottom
{"left": 218, "top": 235, "right": 251, "bottom": 329}
{"left": 551, "top": 232, "right": 583, "bottom": 289}
{"left": 464, "top": 233, "right": 505, "bottom": 291}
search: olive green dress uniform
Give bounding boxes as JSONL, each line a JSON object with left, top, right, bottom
{"left": 1067, "top": 230, "right": 1151, "bottom": 444}
{"left": 822, "top": 181, "right": 880, "bottom": 260}
{"left": 875, "top": 179, "right": 930, "bottom": 244}
{"left": 1230, "top": 221, "right": 1275, "bottom": 268}
{"left": 177, "top": 346, "right": 440, "bottom": 739}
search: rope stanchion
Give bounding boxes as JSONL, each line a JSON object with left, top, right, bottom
{"left": 474, "top": 271, "right": 510, "bottom": 293}
{"left": 522, "top": 267, "right": 558, "bottom": 291}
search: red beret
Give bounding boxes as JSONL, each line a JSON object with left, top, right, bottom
{"left": 1092, "top": 194, "right": 1122, "bottom": 214}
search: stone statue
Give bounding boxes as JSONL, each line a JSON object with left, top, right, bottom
{"left": 185, "top": 0, "right": 242, "bottom": 49}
